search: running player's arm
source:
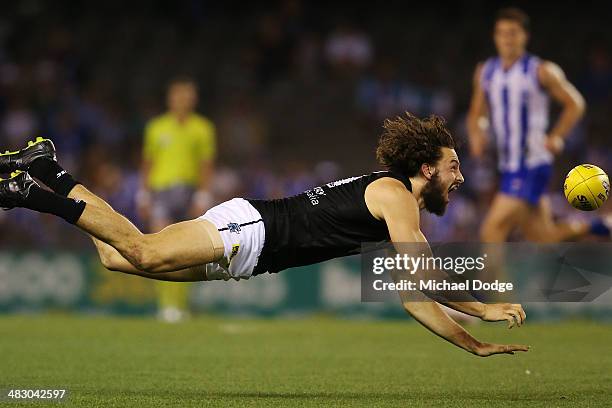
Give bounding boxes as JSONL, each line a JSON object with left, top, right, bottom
{"left": 366, "top": 179, "right": 528, "bottom": 356}
{"left": 466, "top": 62, "right": 489, "bottom": 158}
{"left": 539, "top": 61, "right": 586, "bottom": 154}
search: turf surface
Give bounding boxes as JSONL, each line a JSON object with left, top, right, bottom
{"left": 0, "top": 315, "right": 610, "bottom": 407}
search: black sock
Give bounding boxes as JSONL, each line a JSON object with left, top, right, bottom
{"left": 24, "top": 185, "right": 86, "bottom": 224}
{"left": 29, "top": 158, "right": 79, "bottom": 197}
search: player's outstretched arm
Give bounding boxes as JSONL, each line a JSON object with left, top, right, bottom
{"left": 399, "top": 295, "right": 528, "bottom": 356}
{"left": 443, "top": 296, "right": 526, "bottom": 328}
{"left": 365, "top": 178, "right": 529, "bottom": 355}
{"left": 366, "top": 177, "right": 527, "bottom": 326}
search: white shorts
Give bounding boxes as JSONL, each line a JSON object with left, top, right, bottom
{"left": 198, "top": 198, "right": 265, "bottom": 281}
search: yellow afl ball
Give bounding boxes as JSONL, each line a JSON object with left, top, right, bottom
{"left": 564, "top": 164, "right": 609, "bottom": 211}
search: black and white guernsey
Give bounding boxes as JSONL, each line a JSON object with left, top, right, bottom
{"left": 248, "top": 171, "right": 412, "bottom": 275}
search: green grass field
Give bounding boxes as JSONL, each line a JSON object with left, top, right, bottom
{"left": 0, "top": 315, "right": 610, "bottom": 407}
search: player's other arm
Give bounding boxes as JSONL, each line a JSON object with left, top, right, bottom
{"left": 366, "top": 179, "right": 528, "bottom": 356}
{"left": 539, "top": 61, "right": 586, "bottom": 155}
{"left": 466, "top": 63, "right": 489, "bottom": 158}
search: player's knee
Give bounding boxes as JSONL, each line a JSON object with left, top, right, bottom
{"left": 479, "top": 221, "right": 496, "bottom": 241}
{"left": 124, "top": 241, "right": 160, "bottom": 273}
{"left": 131, "top": 252, "right": 158, "bottom": 273}
{"left": 480, "top": 216, "right": 510, "bottom": 242}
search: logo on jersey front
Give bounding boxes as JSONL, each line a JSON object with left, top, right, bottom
{"left": 227, "top": 222, "right": 241, "bottom": 233}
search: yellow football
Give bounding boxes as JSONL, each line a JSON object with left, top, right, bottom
{"left": 564, "top": 164, "right": 610, "bottom": 211}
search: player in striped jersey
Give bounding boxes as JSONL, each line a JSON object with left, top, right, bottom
{"left": 467, "top": 7, "right": 610, "bottom": 243}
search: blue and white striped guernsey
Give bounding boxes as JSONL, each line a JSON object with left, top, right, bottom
{"left": 480, "top": 53, "right": 552, "bottom": 173}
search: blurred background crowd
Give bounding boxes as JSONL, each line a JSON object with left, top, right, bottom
{"left": 1, "top": 0, "right": 611, "bottom": 249}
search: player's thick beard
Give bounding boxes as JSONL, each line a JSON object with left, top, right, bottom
{"left": 422, "top": 172, "right": 448, "bottom": 216}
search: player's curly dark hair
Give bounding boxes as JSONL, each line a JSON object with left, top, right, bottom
{"left": 376, "top": 112, "right": 456, "bottom": 177}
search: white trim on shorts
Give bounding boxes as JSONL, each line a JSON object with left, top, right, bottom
{"left": 198, "top": 198, "right": 266, "bottom": 280}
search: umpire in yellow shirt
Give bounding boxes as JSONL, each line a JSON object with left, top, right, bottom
{"left": 140, "top": 76, "right": 216, "bottom": 323}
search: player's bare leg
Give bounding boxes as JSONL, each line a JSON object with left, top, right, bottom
{"left": 521, "top": 196, "right": 590, "bottom": 242}
{"left": 66, "top": 182, "right": 224, "bottom": 273}
{"left": 68, "top": 184, "right": 139, "bottom": 267}
{"left": 477, "top": 193, "right": 530, "bottom": 302}
{"left": 69, "top": 184, "right": 220, "bottom": 281}
{"left": 145, "top": 198, "right": 191, "bottom": 321}
{"left": 0, "top": 172, "right": 224, "bottom": 275}
{"left": 482, "top": 192, "right": 608, "bottom": 243}
{"left": 479, "top": 193, "right": 528, "bottom": 242}
{"left": 72, "top": 196, "right": 223, "bottom": 272}
{"left": 0, "top": 139, "right": 224, "bottom": 277}
{"left": 92, "top": 237, "right": 212, "bottom": 282}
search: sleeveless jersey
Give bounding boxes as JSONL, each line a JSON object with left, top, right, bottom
{"left": 248, "top": 171, "right": 412, "bottom": 275}
{"left": 480, "top": 53, "right": 552, "bottom": 172}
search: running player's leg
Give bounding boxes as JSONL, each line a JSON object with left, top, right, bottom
{"left": 477, "top": 193, "right": 530, "bottom": 301}
{"left": 521, "top": 196, "right": 590, "bottom": 242}
{"left": 479, "top": 193, "right": 529, "bottom": 242}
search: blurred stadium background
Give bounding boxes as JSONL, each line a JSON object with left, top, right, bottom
{"left": 1, "top": 1, "right": 611, "bottom": 318}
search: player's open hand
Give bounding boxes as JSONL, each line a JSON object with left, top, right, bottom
{"left": 482, "top": 303, "right": 526, "bottom": 328}
{"left": 474, "top": 342, "right": 530, "bottom": 357}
